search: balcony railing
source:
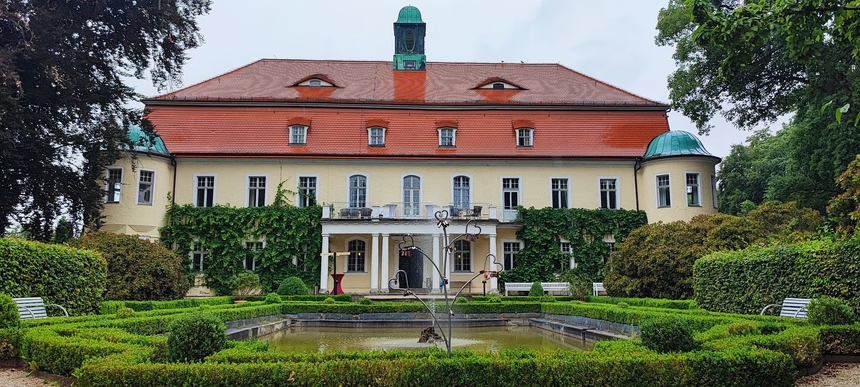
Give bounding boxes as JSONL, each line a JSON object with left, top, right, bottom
{"left": 322, "top": 202, "right": 501, "bottom": 221}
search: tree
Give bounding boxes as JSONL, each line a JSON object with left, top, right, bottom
{"left": 828, "top": 154, "right": 860, "bottom": 235}
{"left": 717, "top": 128, "right": 791, "bottom": 215}
{"left": 0, "top": 0, "right": 211, "bottom": 241}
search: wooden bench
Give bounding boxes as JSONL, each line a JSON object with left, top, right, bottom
{"left": 593, "top": 282, "right": 607, "bottom": 296}
{"left": 13, "top": 297, "right": 69, "bottom": 319}
{"left": 504, "top": 282, "right": 570, "bottom": 296}
{"left": 760, "top": 298, "right": 811, "bottom": 319}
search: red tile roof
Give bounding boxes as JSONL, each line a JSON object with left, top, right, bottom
{"left": 146, "top": 106, "right": 669, "bottom": 159}
{"left": 145, "top": 60, "right": 666, "bottom": 107}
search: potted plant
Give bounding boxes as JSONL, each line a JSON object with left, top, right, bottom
{"left": 230, "top": 270, "right": 261, "bottom": 303}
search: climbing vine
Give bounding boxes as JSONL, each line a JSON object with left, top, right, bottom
{"left": 506, "top": 207, "right": 647, "bottom": 283}
{"left": 159, "top": 198, "right": 322, "bottom": 295}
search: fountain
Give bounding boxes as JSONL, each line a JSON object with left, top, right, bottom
{"left": 388, "top": 210, "right": 503, "bottom": 357}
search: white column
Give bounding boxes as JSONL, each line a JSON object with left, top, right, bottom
{"left": 381, "top": 233, "right": 390, "bottom": 293}
{"left": 370, "top": 233, "right": 380, "bottom": 293}
{"left": 432, "top": 233, "right": 441, "bottom": 293}
{"left": 320, "top": 234, "right": 330, "bottom": 294}
{"left": 489, "top": 233, "right": 499, "bottom": 293}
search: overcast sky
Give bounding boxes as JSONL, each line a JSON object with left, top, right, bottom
{"left": 128, "top": 0, "right": 771, "bottom": 159}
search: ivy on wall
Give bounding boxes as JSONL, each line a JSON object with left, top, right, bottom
{"left": 507, "top": 207, "right": 647, "bottom": 283}
{"left": 159, "top": 201, "right": 322, "bottom": 295}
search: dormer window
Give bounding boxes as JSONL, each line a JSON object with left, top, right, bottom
{"left": 290, "top": 125, "right": 308, "bottom": 145}
{"left": 516, "top": 128, "right": 533, "bottom": 147}
{"left": 438, "top": 127, "right": 457, "bottom": 147}
{"left": 309, "top": 79, "right": 321, "bottom": 87}
{"left": 295, "top": 77, "right": 335, "bottom": 87}
{"left": 493, "top": 83, "right": 505, "bottom": 90}
{"left": 367, "top": 127, "right": 386, "bottom": 146}
{"left": 475, "top": 79, "right": 524, "bottom": 90}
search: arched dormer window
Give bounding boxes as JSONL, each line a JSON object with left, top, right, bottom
{"left": 292, "top": 74, "right": 338, "bottom": 87}
{"left": 474, "top": 78, "right": 524, "bottom": 90}
{"left": 516, "top": 128, "right": 534, "bottom": 147}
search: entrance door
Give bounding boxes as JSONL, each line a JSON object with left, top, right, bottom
{"left": 398, "top": 249, "right": 424, "bottom": 289}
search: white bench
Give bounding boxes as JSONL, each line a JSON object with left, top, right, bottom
{"left": 760, "top": 298, "right": 811, "bottom": 319}
{"left": 593, "top": 282, "right": 606, "bottom": 296}
{"left": 504, "top": 282, "right": 570, "bottom": 296}
{"left": 13, "top": 297, "right": 69, "bottom": 320}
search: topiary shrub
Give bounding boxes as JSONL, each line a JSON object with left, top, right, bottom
{"left": 115, "top": 307, "right": 135, "bottom": 319}
{"left": 323, "top": 297, "right": 335, "bottom": 304}
{"left": 639, "top": 315, "right": 698, "bottom": 353}
{"left": 71, "top": 232, "right": 189, "bottom": 301}
{"left": 359, "top": 297, "right": 372, "bottom": 305}
{"left": 230, "top": 271, "right": 261, "bottom": 301}
{"left": 0, "top": 294, "right": 19, "bottom": 329}
{"left": 540, "top": 294, "right": 556, "bottom": 303}
{"left": 807, "top": 296, "right": 857, "bottom": 326}
{"left": 276, "top": 277, "right": 308, "bottom": 295}
{"left": 528, "top": 282, "right": 544, "bottom": 297}
{"left": 617, "top": 302, "right": 629, "bottom": 309}
{"left": 487, "top": 295, "right": 502, "bottom": 304}
{"left": 167, "top": 311, "right": 226, "bottom": 363}
{"left": 726, "top": 321, "right": 760, "bottom": 336}
{"left": 264, "top": 293, "right": 282, "bottom": 304}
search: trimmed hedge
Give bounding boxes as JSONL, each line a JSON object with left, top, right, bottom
{"left": 584, "top": 296, "right": 697, "bottom": 310}
{"left": 100, "top": 296, "right": 235, "bottom": 314}
{"left": 0, "top": 238, "right": 106, "bottom": 315}
{"left": 693, "top": 239, "right": 860, "bottom": 314}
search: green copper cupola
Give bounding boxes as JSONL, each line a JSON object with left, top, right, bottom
{"left": 393, "top": 6, "right": 426, "bottom": 70}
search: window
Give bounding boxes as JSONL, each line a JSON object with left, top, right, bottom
{"left": 309, "top": 79, "right": 321, "bottom": 87}
{"left": 453, "top": 240, "right": 471, "bottom": 272}
{"left": 105, "top": 168, "right": 122, "bottom": 203}
{"left": 503, "top": 242, "right": 521, "bottom": 271}
{"left": 493, "top": 82, "right": 505, "bottom": 90}
{"left": 248, "top": 176, "right": 266, "bottom": 207}
{"left": 453, "top": 176, "right": 470, "bottom": 210}
{"left": 551, "top": 178, "right": 569, "bottom": 209}
{"left": 347, "top": 239, "right": 366, "bottom": 272}
{"left": 348, "top": 175, "right": 367, "bottom": 208}
{"left": 686, "top": 173, "right": 701, "bottom": 206}
{"left": 503, "top": 178, "right": 520, "bottom": 209}
{"left": 244, "top": 241, "right": 264, "bottom": 270}
{"left": 367, "top": 127, "right": 386, "bottom": 146}
{"left": 289, "top": 125, "right": 308, "bottom": 145}
{"left": 195, "top": 176, "right": 215, "bottom": 207}
{"left": 438, "top": 127, "right": 456, "bottom": 147}
{"left": 711, "top": 175, "right": 718, "bottom": 209}
{"left": 599, "top": 178, "right": 618, "bottom": 209}
{"left": 403, "top": 175, "right": 421, "bottom": 217}
{"left": 137, "top": 170, "right": 154, "bottom": 205}
{"left": 298, "top": 176, "right": 317, "bottom": 207}
{"left": 560, "top": 241, "right": 575, "bottom": 269}
{"left": 516, "top": 128, "right": 533, "bottom": 147}
{"left": 657, "top": 174, "right": 671, "bottom": 208}
{"left": 190, "top": 242, "right": 206, "bottom": 272}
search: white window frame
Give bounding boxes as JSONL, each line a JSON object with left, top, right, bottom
{"left": 550, "top": 177, "right": 570, "bottom": 209}
{"left": 501, "top": 177, "right": 521, "bottom": 210}
{"left": 297, "top": 175, "right": 318, "bottom": 208}
{"left": 603, "top": 236, "right": 617, "bottom": 263}
{"left": 348, "top": 174, "right": 368, "bottom": 208}
{"left": 452, "top": 174, "right": 472, "bottom": 211}
{"left": 686, "top": 172, "right": 701, "bottom": 207}
{"left": 367, "top": 127, "right": 386, "bottom": 146}
{"left": 194, "top": 174, "right": 216, "bottom": 208}
{"left": 560, "top": 240, "right": 575, "bottom": 269}
{"left": 402, "top": 174, "right": 422, "bottom": 217}
{"left": 452, "top": 239, "right": 472, "bottom": 272}
{"left": 104, "top": 167, "right": 123, "bottom": 203}
{"left": 711, "top": 174, "right": 718, "bottom": 209}
{"left": 247, "top": 175, "right": 268, "bottom": 207}
{"left": 502, "top": 240, "right": 522, "bottom": 271}
{"left": 598, "top": 177, "right": 619, "bottom": 210}
{"left": 137, "top": 169, "right": 155, "bottom": 206}
{"left": 244, "top": 240, "right": 265, "bottom": 271}
{"left": 190, "top": 241, "right": 207, "bottom": 272}
{"left": 289, "top": 125, "right": 308, "bottom": 145}
{"left": 345, "top": 238, "right": 368, "bottom": 273}
{"left": 656, "top": 174, "right": 671, "bottom": 208}
{"left": 438, "top": 127, "right": 457, "bottom": 147}
{"left": 515, "top": 128, "right": 534, "bottom": 147}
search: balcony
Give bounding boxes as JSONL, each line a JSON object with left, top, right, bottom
{"left": 322, "top": 202, "right": 506, "bottom": 221}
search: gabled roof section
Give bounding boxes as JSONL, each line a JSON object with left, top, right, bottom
{"left": 145, "top": 60, "right": 667, "bottom": 108}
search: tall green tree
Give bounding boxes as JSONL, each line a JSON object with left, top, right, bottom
{"left": 0, "top": 0, "right": 211, "bottom": 241}
{"left": 717, "top": 128, "right": 791, "bottom": 215}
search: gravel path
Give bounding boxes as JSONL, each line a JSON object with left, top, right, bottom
{"left": 1, "top": 363, "right": 858, "bottom": 386}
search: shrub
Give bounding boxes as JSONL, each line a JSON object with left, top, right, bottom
{"left": 71, "top": 232, "right": 189, "bottom": 301}
{"left": 640, "top": 315, "right": 699, "bottom": 353}
{"left": 487, "top": 295, "right": 502, "bottom": 304}
{"left": 540, "top": 294, "right": 556, "bottom": 303}
{"left": 115, "top": 307, "right": 135, "bottom": 319}
{"left": 0, "top": 294, "right": 18, "bottom": 329}
{"left": 808, "top": 296, "right": 857, "bottom": 326}
{"left": 0, "top": 238, "right": 106, "bottom": 315}
{"left": 276, "top": 277, "right": 308, "bottom": 295}
{"left": 617, "top": 302, "right": 629, "bottom": 309}
{"left": 166, "top": 311, "right": 226, "bottom": 363}
{"left": 726, "top": 321, "right": 760, "bottom": 336}
{"left": 323, "top": 297, "right": 335, "bottom": 304}
{"left": 230, "top": 271, "right": 261, "bottom": 300}
{"left": 264, "top": 293, "right": 282, "bottom": 304}
{"left": 528, "top": 282, "right": 544, "bottom": 296}
{"left": 359, "top": 297, "right": 372, "bottom": 305}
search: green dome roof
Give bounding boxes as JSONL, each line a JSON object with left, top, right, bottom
{"left": 396, "top": 6, "right": 423, "bottom": 23}
{"left": 128, "top": 125, "right": 169, "bottom": 155}
{"left": 643, "top": 131, "right": 714, "bottom": 160}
